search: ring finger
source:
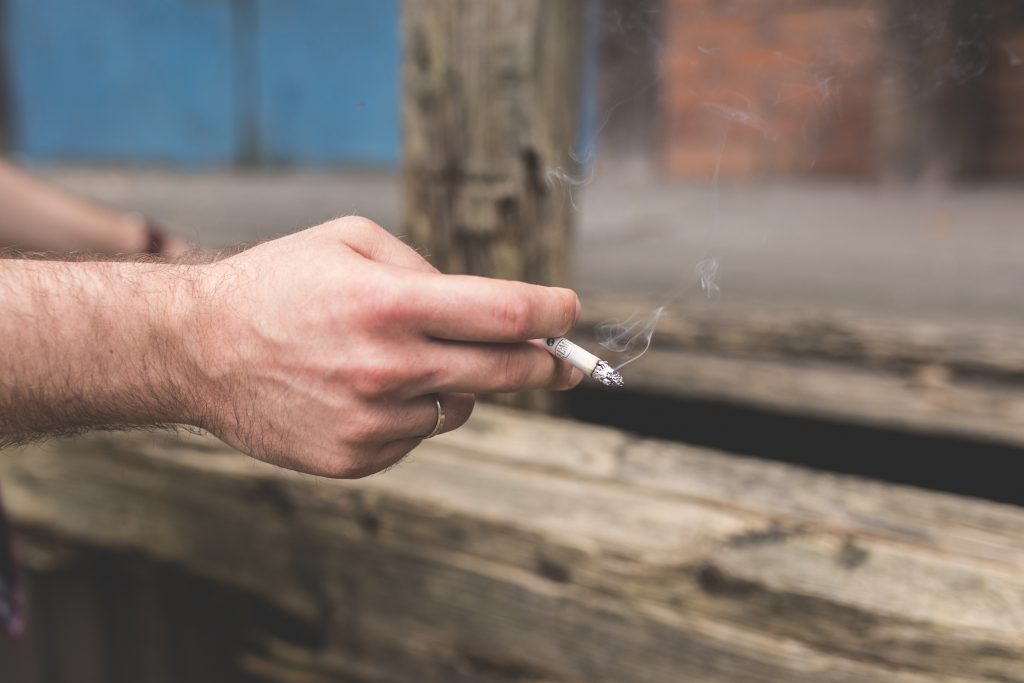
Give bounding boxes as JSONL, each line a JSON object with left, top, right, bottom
{"left": 389, "top": 392, "right": 476, "bottom": 441}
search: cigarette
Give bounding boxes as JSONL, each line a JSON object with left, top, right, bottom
{"left": 545, "top": 337, "right": 625, "bottom": 387}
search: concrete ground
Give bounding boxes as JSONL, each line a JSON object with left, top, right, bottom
{"left": 36, "top": 165, "right": 1024, "bottom": 335}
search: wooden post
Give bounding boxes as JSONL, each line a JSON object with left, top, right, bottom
{"left": 402, "top": 0, "right": 589, "bottom": 410}
{"left": 402, "top": 0, "right": 587, "bottom": 296}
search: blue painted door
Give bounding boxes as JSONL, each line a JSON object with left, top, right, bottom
{"left": 5, "top": 0, "right": 238, "bottom": 165}
{"left": 3, "top": 0, "right": 401, "bottom": 167}
{"left": 256, "top": 0, "right": 400, "bottom": 166}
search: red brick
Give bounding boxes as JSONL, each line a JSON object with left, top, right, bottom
{"left": 719, "top": 46, "right": 818, "bottom": 76}
{"left": 663, "top": 50, "right": 726, "bottom": 82}
{"left": 657, "top": 0, "right": 1022, "bottom": 179}
{"left": 663, "top": 141, "right": 761, "bottom": 178}
{"left": 662, "top": 81, "right": 763, "bottom": 116}
{"left": 669, "top": 15, "right": 760, "bottom": 52}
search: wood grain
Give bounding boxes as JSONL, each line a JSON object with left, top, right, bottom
{"left": 576, "top": 296, "right": 1024, "bottom": 446}
{"left": 1, "top": 406, "right": 1021, "bottom": 682}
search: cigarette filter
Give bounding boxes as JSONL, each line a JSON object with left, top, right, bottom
{"left": 545, "top": 337, "right": 624, "bottom": 387}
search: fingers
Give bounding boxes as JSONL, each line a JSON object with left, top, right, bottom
{"left": 408, "top": 273, "right": 581, "bottom": 342}
{"left": 318, "top": 217, "right": 581, "bottom": 344}
{"left": 304, "top": 394, "right": 476, "bottom": 479}
{"left": 426, "top": 341, "right": 584, "bottom": 394}
{"left": 395, "top": 392, "right": 476, "bottom": 440}
{"left": 351, "top": 393, "right": 475, "bottom": 476}
{"left": 331, "top": 217, "right": 438, "bottom": 273}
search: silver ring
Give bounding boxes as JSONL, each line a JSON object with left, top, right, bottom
{"left": 424, "top": 394, "right": 445, "bottom": 439}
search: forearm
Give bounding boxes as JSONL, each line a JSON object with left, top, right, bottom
{"left": 0, "top": 161, "right": 147, "bottom": 253}
{"left": 0, "top": 218, "right": 581, "bottom": 479}
{"left": 0, "top": 256, "right": 205, "bottom": 444}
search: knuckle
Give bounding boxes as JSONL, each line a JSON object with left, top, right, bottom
{"left": 342, "top": 215, "right": 384, "bottom": 237}
{"left": 348, "top": 372, "right": 381, "bottom": 399}
{"left": 558, "top": 288, "right": 579, "bottom": 334}
{"left": 342, "top": 458, "right": 384, "bottom": 480}
{"left": 340, "top": 410, "right": 384, "bottom": 444}
{"left": 371, "top": 289, "right": 407, "bottom": 325}
{"left": 324, "top": 216, "right": 390, "bottom": 256}
{"left": 350, "top": 367, "right": 401, "bottom": 399}
{"left": 317, "top": 442, "right": 413, "bottom": 480}
{"left": 497, "top": 295, "right": 534, "bottom": 339}
{"left": 499, "top": 351, "right": 533, "bottom": 390}
{"left": 345, "top": 441, "right": 417, "bottom": 479}
{"left": 307, "top": 448, "right": 364, "bottom": 479}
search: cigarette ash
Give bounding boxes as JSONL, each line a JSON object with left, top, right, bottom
{"left": 592, "top": 360, "right": 625, "bottom": 387}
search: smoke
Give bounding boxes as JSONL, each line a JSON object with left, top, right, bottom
{"left": 695, "top": 257, "right": 721, "bottom": 298}
{"left": 701, "top": 101, "right": 778, "bottom": 141}
{"left": 595, "top": 306, "right": 664, "bottom": 371}
{"left": 545, "top": 161, "right": 595, "bottom": 212}
{"left": 546, "top": 74, "right": 660, "bottom": 211}
{"left": 574, "top": 1, "right": 1008, "bottom": 381}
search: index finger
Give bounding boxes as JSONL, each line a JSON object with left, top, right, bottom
{"left": 409, "top": 273, "right": 581, "bottom": 342}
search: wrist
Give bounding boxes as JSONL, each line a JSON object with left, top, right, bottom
{"left": 147, "top": 263, "right": 221, "bottom": 428}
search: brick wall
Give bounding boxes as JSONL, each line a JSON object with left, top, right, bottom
{"left": 662, "top": 0, "right": 878, "bottom": 179}
{"left": 660, "top": 0, "right": 1024, "bottom": 179}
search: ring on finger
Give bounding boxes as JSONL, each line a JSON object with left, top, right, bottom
{"left": 423, "top": 394, "right": 446, "bottom": 439}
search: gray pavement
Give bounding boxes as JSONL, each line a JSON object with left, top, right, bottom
{"left": 35, "top": 165, "right": 1024, "bottom": 334}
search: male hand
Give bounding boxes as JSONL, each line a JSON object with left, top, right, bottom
{"left": 189, "top": 218, "right": 582, "bottom": 478}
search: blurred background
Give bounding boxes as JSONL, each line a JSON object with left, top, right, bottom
{"left": 1, "top": 0, "right": 1023, "bottom": 681}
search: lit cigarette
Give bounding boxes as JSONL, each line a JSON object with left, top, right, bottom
{"left": 545, "top": 337, "right": 624, "bottom": 387}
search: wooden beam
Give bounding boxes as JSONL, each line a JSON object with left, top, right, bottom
{"left": 1, "top": 406, "right": 1022, "bottom": 682}
{"left": 575, "top": 296, "right": 1024, "bottom": 448}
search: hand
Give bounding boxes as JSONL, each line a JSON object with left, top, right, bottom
{"left": 188, "top": 217, "right": 582, "bottom": 478}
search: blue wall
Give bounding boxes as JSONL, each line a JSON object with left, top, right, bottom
{"left": 4, "top": 0, "right": 401, "bottom": 166}
{"left": 3, "top": 0, "right": 596, "bottom": 169}
{"left": 255, "top": 0, "right": 400, "bottom": 166}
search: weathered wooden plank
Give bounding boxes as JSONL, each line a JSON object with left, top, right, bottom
{"left": 575, "top": 297, "right": 1024, "bottom": 446}
{"left": 1, "top": 406, "right": 1022, "bottom": 682}
{"left": 578, "top": 297, "right": 1024, "bottom": 381}
{"left": 444, "top": 408, "right": 1024, "bottom": 568}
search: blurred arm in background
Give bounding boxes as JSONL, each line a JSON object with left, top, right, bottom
{"left": 0, "top": 159, "right": 187, "bottom": 256}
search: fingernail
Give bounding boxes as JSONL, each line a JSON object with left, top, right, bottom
{"left": 574, "top": 295, "right": 582, "bottom": 324}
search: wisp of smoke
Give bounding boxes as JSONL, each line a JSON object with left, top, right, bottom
{"left": 595, "top": 306, "right": 664, "bottom": 371}
{"left": 696, "top": 257, "right": 721, "bottom": 298}
{"left": 545, "top": 163, "right": 594, "bottom": 211}
{"left": 701, "top": 102, "right": 778, "bottom": 141}
{"left": 546, "top": 73, "right": 658, "bottom": 212}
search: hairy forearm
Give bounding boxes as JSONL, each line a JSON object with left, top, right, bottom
{"left": 0, "top": 218, "right": 581, "bottom": 479}
{"left": 0, "top": 256, "right": 205, "bottom": 444}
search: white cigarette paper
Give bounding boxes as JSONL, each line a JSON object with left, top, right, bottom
{"left": 545, "top": 337, "right": 625, "bottom": 387}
